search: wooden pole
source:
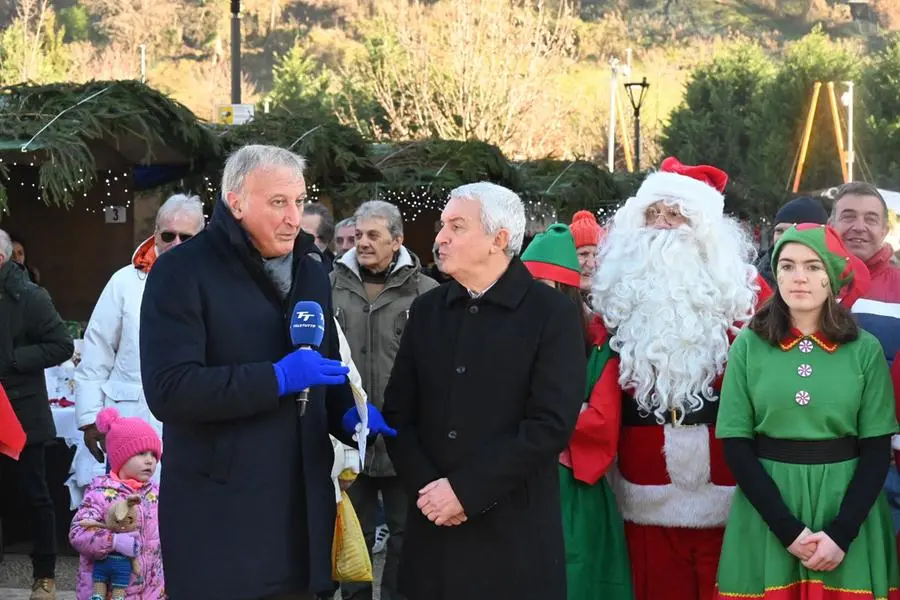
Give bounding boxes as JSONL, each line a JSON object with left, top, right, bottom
{"left": 826, "top": 82, "right": 849, "bottom": 183}
{"left": 616, "top": 88, "right": 634, "bottom": 172}
{"left": 793, "top": 82, "right": 822, "bottom": 193}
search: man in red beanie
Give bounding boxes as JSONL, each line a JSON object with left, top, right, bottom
{"left": 590, "top": 158, "right": 771, "bottom": 600}
{"left": 569, "top": 210, "right": 604, "bottom": 295}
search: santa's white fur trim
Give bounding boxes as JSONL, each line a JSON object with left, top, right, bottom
{"left": 610, "top": 425, "right": 734, "bottom": 528}
{"left": 664, "top": 425, "right": 711, "bottom": 491}
{"left": 631, "top": 171, "right": 724, "bottom": 222}
{"left": 611, "top": 470, "right": 734, "bottom": 528}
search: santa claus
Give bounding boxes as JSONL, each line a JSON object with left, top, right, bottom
{"left": 590, "top": 157, "right": 772, "bottom": 600}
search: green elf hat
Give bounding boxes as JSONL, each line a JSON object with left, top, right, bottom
{"left": 772, "top": 223, "right": 871, "bottom": 307}
{"left": 521, "top": 223, "right": 582, "bottom": 288}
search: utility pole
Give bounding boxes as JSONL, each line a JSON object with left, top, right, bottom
{"left": 843, "top": 81, "right": 855, "bottom": 181}
{"left": 607, "top": 50, "right": 632, "bottom": 173}
{"left": 231, "top": 0, "right": 241, "bottom": 104}
{"left": 607, "top": 58, "right": 619, "bottom": 173}
{"left": 139, "top": 45, "right": 146, "bottom": 83}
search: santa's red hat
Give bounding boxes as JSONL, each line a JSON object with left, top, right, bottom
{"left": 629, "top": 157, "right": 728, "bottom": 224}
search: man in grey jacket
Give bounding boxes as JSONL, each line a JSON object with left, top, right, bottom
{"left": 332, "top": 200, "right": 437, "bottom": 600}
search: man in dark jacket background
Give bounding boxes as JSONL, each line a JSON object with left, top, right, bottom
{"left": 382, "top": 182, "right": 586, "bottom": 600}
{"left": 0, "top": 228, "right": 74, "bottom": 600}
{"left": 140, "top": 145, "right": 391, "bottom": 600}
{"left": 755, "top": 196, "right": 828, "bottom": 287}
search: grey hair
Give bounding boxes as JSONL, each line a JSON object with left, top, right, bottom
{"left": 0, "top": 229, "right": 11, "bottom": 262}
{"left": 221, "top": 144, "right": 307, "bottom": 198}
{"left": 335, "top": 217, "right": 356, "bottom": 231}
{"left": 450, "top": 182, "right": 526, "bottom": 256}
{"left": 156, "top": 193, "right": 205, "bottom": 229}
{"left": 354, "top": 200, "right": 404, "bottom": 240}
{"left": 302, "top": 202, "right": 335, "bottom": 244}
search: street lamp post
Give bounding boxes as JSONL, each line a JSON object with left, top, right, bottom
{"left": 625, "top": 77, "right": 650, "bottom": 171}
{"left": 231, "top": 0, "right": 241, "bottom": 104}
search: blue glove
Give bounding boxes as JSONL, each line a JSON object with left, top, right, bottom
{"left": 342, "top": 404, "right": 397, "bottom": 438}
{"left": 273, "top": 348, "right": 349, "bottom": 396}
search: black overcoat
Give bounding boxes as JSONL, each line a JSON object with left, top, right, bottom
{"left": 140, "top": 201, "right": 355, "bottom": 600}
{"left": 0, "top": 261, "right": 73, "bottom": 444}
{"left": 382, "top": 257, "right": 586, "bottom": 600}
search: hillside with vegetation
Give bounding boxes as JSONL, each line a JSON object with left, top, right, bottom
{"left": 0, "top": 0, "right": 897, "bottom": 180}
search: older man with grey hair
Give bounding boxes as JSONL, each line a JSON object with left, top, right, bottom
{"left": 0, "top": 228, "right": 73, "bottom": 600}
{"left": 332, "top": 199, "right": 437, "bottom": 600}
{"left": 382, "top": 182, "right": 586, "bottom": 600}
{"left": 140, "top": 144, "right": 393, "bottom": 600}
{"left": 76, "top": 193, "right": 205, "bottom": 474}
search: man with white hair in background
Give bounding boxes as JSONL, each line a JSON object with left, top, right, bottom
{"left": 75, "top": 194, "right": 205, "bottom": 487}
{"left": 140, "top": 144, "right": 394, "bottom": 600}
{"left": 382, "top": 182, "right": 586, "bottom": 600}
{"left": 590, "top": 157, "right": 771, "bottom": 600}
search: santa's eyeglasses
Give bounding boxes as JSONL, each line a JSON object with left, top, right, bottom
{"left": 644, "top": 205, "right": 686, "bottom": 226}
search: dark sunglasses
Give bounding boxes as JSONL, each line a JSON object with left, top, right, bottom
{"left": 158, "top": 231, "right": 194, "bottom": 243}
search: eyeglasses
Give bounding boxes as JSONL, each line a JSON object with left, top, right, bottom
{"left": 644, "top": 205, "right": 686, "bottom": 226}
{"left": 158, "top": 231, "right": 194, "bottom": 243}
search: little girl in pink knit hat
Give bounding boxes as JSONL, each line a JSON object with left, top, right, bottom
{"left": 69, "top": 407, "right": 164, "bottom": 600}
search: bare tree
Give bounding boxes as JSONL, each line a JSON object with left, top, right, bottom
{"left": 15, "top": 0, "right": 50, "bottom": 81}
{"left": 344, "top": 0, "right": 577, "bottom": 154}
{"left": 80, "top": 0, "right": 181, "bottom": 59}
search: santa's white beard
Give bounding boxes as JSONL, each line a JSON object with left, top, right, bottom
{"left": 590, "top": 224, "right": 758, "bottom": 423}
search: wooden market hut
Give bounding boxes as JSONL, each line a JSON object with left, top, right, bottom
{"left": 0, "top": 80, "right": 221, "bottom": 322}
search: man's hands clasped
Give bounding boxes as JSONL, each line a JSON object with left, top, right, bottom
{"left": 417, "top": 478, "right": 467, "bottom": 527}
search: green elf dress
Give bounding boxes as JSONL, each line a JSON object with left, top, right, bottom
{"left": 558, "top": 317, "right": 634, "bottom": 600}
{"left": 715, "top": 224, "right": 900, "bottom": 600}
{"left": 521, "top": 224, "right": 634, "bottom": 600}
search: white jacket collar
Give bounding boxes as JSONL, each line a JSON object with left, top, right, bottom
{"left": 338, "top": 246, "right": 413, "bottom": 281}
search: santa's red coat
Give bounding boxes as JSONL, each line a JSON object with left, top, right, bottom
{"left": 612, "top": 276, "right": 772, "bottom": 529}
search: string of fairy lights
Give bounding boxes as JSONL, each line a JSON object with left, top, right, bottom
{"left": 2, "top": 159, "right": 606, "bottom": 227}
{"left": 0, "top": 156, "right": 132, "bottom": 214}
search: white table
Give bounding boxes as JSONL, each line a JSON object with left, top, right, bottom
{"left": 50, "top": 405, "right": 105, "bottom": 510}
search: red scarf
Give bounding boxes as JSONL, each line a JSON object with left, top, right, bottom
{"left": 132, "top": 237, "right": 158, "bottom": 274}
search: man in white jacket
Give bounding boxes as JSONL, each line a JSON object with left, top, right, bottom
{"left": 74, "top": 194, "right": 205, "bottom": 478}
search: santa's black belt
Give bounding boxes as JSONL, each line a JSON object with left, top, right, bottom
{"left": 754, "top": 435, "right": 859, "bottom": 464}
{"left": 621, "top": 394, "right": 719, "bottom": 427}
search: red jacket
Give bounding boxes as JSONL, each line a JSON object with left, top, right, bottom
{"left": 559, "top": 318, "right": 621, "bottom": 485}
{"left": 0, "top": 383, "right": 26, "bottom": 460}
{"left": 853, "top": 245, "right": 900, "bottom": 367}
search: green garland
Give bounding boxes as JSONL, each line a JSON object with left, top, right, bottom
{"left": 0, "top": 80, "right": 650, "bottom": 223}
{"left": 517, "top": 159, "right": 646, "bottom": 222}
{"left": 195, "top": 107, "right": 382, "bottom": 215}
{"left": 0, "top": 80, "right": 221, "bottom": 209}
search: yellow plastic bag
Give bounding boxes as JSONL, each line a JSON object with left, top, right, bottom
{"left": 332, "top": 490, "right": 373, "bottom": 583}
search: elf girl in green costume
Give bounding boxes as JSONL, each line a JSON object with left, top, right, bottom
{"left": 521, "top": 223, "right": 634, "bottom": 600}
{"left": 716, "top": 223, "right": 899, "bottom": 600}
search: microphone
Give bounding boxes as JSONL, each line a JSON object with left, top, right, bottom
{"left": 289, "top": 301, "right": 326, "bottom": 416}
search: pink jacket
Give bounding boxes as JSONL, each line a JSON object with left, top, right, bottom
{"left": 69, "top": 475, "right": 164, "bottom": 600}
